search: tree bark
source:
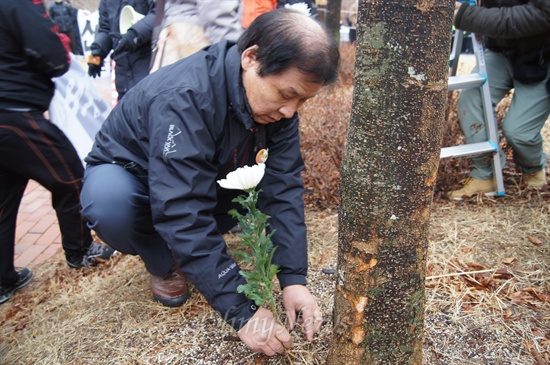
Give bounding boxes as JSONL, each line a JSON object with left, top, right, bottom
{"left": 327, "top": 1, "right": 453, "bottom": 364}
{"left": 325, "top": 0, "right": 343, "bottom": 47}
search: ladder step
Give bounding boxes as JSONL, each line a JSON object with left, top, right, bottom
{"left": 448, "top": 73, "right": 486, "bottom": 91}
{"left": 440, "top": 141, "right": 497, "bottom": 158}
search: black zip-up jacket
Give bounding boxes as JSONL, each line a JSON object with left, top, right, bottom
{"left": 0, "top": 0, "right": 70, "bottom": 111}
{"left": 92, "top": 0, "right": 155, "bottom": 95}
{"left": 49, "top": 2, "right": 74, "bottom": 34}
{"left": 86, "top": 41, "right": 308, "bottom": 330}
{"left": 455, "top": 0, "right": 550, "bottom": 56}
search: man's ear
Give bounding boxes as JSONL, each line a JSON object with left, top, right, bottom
{"left": 241, "top": 45, "right": 259, "bottom": 71}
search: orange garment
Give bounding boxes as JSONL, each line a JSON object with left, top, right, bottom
{"left": 241, "top": 0, "right": 277, "bottom": 28}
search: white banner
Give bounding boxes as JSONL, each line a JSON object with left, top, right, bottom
{"left": 77, "top": 10, "right": 99, "bottom": 56}
{"left": 49, "top": 54, "right": 112, "bottom": 166}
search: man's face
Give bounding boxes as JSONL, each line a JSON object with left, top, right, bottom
{"left": 241, "top": 46, "right": 323, "bottom": 125}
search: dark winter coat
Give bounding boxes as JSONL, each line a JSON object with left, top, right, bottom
{"left": 86, "top": 41, "right": 308, "bottom": 329}
{"left": 92, "top": 0, "right": 155, "bottom": 96}
{"left": 455, "top": 0, "right": 550, "bottom": 56}
{"left": 0, "top": 0, "right": 70, "bottom": 111}
{"left": 49, "top": 2, "right": 74, "bottom": 34}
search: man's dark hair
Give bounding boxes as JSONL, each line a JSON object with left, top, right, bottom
{"left": 237, "top": 8, "right": 340, "bottom": 85}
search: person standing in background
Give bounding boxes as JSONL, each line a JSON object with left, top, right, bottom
{"left": 49, "top": 0, "right": 78, "bottom": 54}
{"left": 66, "top": 0, "right": 84, "bottom": 56}
{"left": 150, "top": 0, "right": 243, "bottom": 72}
{"left": 448, "top": 0, "right": 550, "bottom": 199}
{"left": 87, "top": 0, "right": 155, "bottom": 100}
{"left": 0, "top": 0, "right": 115, "bottom": 305}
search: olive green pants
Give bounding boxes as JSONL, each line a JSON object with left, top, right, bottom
{"left": 457, "top": 50, "right": 550, "bottom": 180}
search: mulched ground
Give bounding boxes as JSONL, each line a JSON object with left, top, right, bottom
{"left": 0, "top": 192, "right": 548, "bottom": 364}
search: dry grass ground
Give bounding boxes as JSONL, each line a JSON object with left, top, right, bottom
{"left": 0, "top": 199, "right": 548, "bottom": 365}
{"left": 1, "top": 44, "right": 549, "bottom": 364}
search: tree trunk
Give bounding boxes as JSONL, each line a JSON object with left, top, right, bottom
{"left": 327, "top": 1, "right": 453, "bottom": 364}
{"left": 325, "top": 0, "right": 343, "bottom": 47}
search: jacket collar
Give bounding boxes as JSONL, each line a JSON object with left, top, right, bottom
{"left": 224, "top": 43, "right": 256, "bottom": 130}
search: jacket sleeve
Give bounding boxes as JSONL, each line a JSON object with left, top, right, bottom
{"left": 257, "top": 118, "right": 308, "bottom": 289}
{"left": 142, "top": 87, "right": 257, "bottom": 331}
{"left": 197, "top": 0, "right": 243, "bottom": 42}
{"left": 92, "top": 0, "right": 114, "bottom": 56}
{"left": 129, "top": 0, "right": 156, "bottom": 47}
{"left": 455, "top": 1, "right": 550, "bottom": 39}
{"left": 19, "top": 0, "right": 69, "bottom": 78}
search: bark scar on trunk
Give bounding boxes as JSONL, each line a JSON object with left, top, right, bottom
{"left": 336, "top": 285, "right": 369, "bottom": 345}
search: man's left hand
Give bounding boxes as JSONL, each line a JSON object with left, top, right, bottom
{"left": 282, "top": 285, "right": 323, "bottom": 341}
{"left": 113, "top": 30, "right": 139, "bottom": 55}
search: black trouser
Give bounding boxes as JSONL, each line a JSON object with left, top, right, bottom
{"left": 0, "top": 110, "right": 92, "bottom": 286}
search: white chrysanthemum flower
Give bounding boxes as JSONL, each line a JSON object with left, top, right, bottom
{"left": 217, "top": 163, "right": 266, "bottom": 191}
{"left": 285, "top": 2, "right": 311, "bottom": 16}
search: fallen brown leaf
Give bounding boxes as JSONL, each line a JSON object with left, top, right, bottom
{"left": 493, "top": 267, "right": 515, "bottom": 279}
{"left": 527, "top": 236, "right": 543, "bottom": 246}
{"left": 466, "top": 263, "right": 487, "bottom": 271}
{"left": 521, "top": 287, "right": 550, "bottom": 303}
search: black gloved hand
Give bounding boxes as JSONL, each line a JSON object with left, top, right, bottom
{"left": 87, "top": 57, "right": 103, "bottom": 78}
{"left": 113, "top": 29, "right": 139, "bottom": 55}
{"left": 87, "top": 47, "right": 103, "bottom": 78}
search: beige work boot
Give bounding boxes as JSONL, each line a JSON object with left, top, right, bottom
{"left": 524, "top": 169, "right": 547, "bottom": 189}
{"left": 448, "top": 177, "right": 497, "bottom": 200}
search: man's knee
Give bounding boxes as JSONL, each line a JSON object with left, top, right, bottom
{"left": 81, "top": 164, "right": 142, "bottom": 233}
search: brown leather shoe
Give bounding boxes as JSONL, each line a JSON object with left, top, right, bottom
{"left": 150, "top": 268, "right": 190, "bottom": 307}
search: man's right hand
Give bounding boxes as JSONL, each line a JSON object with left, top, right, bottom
{"left": 237, "top": 307, "right": 292, "bottom": 356}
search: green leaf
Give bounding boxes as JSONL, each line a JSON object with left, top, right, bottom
{"left": 227, "top": 189, "right": 280, "bottom": 316}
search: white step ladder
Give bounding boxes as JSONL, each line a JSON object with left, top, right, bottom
{"left": 442, "top": 29, "right": 506, "bottom": 196}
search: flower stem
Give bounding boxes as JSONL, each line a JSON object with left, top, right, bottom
{"left": 230, "top": 189, "right": 280, "bottom": 319}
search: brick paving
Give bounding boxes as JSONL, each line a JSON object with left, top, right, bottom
{"left": 14, "top": 180, "right": 62, "bottom": 267}
{"left": 13, "top": 63, "right": 113, "bottom": 268}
